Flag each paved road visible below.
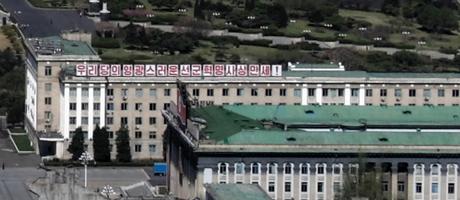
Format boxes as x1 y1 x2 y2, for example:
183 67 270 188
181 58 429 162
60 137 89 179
0 131 41 167
0 167 45 200
0 0 95 37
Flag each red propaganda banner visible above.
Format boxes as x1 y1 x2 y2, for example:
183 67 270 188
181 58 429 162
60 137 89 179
99 64 110 76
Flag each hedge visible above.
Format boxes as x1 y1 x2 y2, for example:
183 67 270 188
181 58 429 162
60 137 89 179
92 38 121 49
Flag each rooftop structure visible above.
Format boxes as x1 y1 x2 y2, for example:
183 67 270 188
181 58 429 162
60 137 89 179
205 184 272 200
27 36 97 56
288 62 345 71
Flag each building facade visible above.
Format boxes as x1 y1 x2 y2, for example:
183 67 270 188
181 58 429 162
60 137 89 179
24 39 460 159
163 105 460 200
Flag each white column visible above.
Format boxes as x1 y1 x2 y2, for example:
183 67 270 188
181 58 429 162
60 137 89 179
76 84 82 127
100 84 106 127
88 84 94 139
301 84 308 105
344 84 351 106
316 84 323 105
64 84 70 139
359 84 365 106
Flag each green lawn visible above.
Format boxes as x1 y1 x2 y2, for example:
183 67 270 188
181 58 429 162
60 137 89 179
11 135 34 152
339 9 401 27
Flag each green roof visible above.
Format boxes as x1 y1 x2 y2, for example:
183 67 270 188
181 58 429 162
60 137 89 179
34 36 96 56
192 105 460 146
205 184 271 200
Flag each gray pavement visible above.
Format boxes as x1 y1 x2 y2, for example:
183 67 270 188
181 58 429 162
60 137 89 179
0 0 95 37
0 131 41 167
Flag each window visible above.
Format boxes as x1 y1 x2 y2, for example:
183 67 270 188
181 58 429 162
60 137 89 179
394 89 402 97
149 144 156 153
251 163 259 174
280 89 286 96
409 89 416 97
237 88 244 96
219 163 227 174
45 97 52 105
94 103 100 110
149 88 156 96
416 183 422 193
317 165 325 174
251 89 258 96
380 89 387 97
265 89 272 96
431 183 438 193
333 165 341 174
301 182 308 192
192 89 200 96
382 181 389 191
284 164 292 174
294 89 301 97
135 131 142 138
135 88 143 97
235 163 244 175
415 164 423 175
135 117 142 125
438 89 445 97
94 117 100 125
82 88 89 96
135 144 141 152
45 66 52 76
308 88 315 96
121 117 128 125
222 88 229 96
164 103 170 110
149 131 156 139
284 182 291 192
69 117 76 125
45 83 52 91
135 103 143 110
317 182 324 193
164 89 170 96
93 88 100 97
453 89 460 97
149 103 156 111
121 89 128 96
268 182 275 192
322 88 329 96
149 117 156 125
121 103 128 110
207 89 214 96
351 88 359 96
350 164 358 175
333 182 341 193
424 89 431 97
398 181 405 192
107 103 114 111
81 117 88 125
448 183 455 194
301 164 309 174
107 88 114 96
448 165 456 175
82 103 88 110
432 164 439 175
366 89 373 97
106 117 113 125
70 88 77 96
108 131 114 139
268 163 277 174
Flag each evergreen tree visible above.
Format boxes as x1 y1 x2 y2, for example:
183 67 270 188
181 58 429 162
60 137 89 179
92 125 111 162
193 0 205 19
67 127 84 161
116 127 132 162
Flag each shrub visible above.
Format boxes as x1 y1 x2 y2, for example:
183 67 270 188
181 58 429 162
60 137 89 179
240 39 272 47
150 14 179 25
92 38 120 49
439 46 458 55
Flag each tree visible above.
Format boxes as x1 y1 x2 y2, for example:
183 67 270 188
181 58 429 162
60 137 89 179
381 0 400 16
68 127 84 161
92 125 111 162
416 5 458 33
245 0 255 11
193 0 205 19
267 3 288 28
116 127 131 162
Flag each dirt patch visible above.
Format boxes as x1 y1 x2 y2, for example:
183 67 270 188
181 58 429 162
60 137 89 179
0 32 12 50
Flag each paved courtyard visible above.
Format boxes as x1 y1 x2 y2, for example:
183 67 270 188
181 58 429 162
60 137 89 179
0 130 41 167
0 0 95 37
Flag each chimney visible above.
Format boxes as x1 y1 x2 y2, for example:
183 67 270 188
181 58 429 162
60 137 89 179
100 2 110 21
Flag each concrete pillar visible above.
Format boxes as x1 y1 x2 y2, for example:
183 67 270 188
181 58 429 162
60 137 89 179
391 166 398 200
359 84 365 106
99 84 106 127
76 84 82 127
301 84 308 105
88 84 94 139
316 84 322 105
344 84 351 106
63 84 70 139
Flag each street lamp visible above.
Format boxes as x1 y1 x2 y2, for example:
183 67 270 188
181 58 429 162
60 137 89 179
302 29 311 33
338 33 347 38
79 151 93 188
102 185 115 199
373 37 382 41
358 27 367 31
323 23 332 28
247 16 255 20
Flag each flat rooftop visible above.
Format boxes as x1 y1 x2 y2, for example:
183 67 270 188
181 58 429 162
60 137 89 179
191 105 460 147
27 36 97 56
205 184 271 200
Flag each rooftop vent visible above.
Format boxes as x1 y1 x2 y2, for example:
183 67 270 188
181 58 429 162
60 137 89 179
402 110 412 115
286 137 296 142
305 110 314 114
332 113 339 117
71 43 79 47
378 137 388 142
454 115 459 119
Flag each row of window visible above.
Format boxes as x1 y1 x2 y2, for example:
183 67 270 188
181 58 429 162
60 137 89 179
70 116 164 126
69 103 165 111
70 130 157 140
